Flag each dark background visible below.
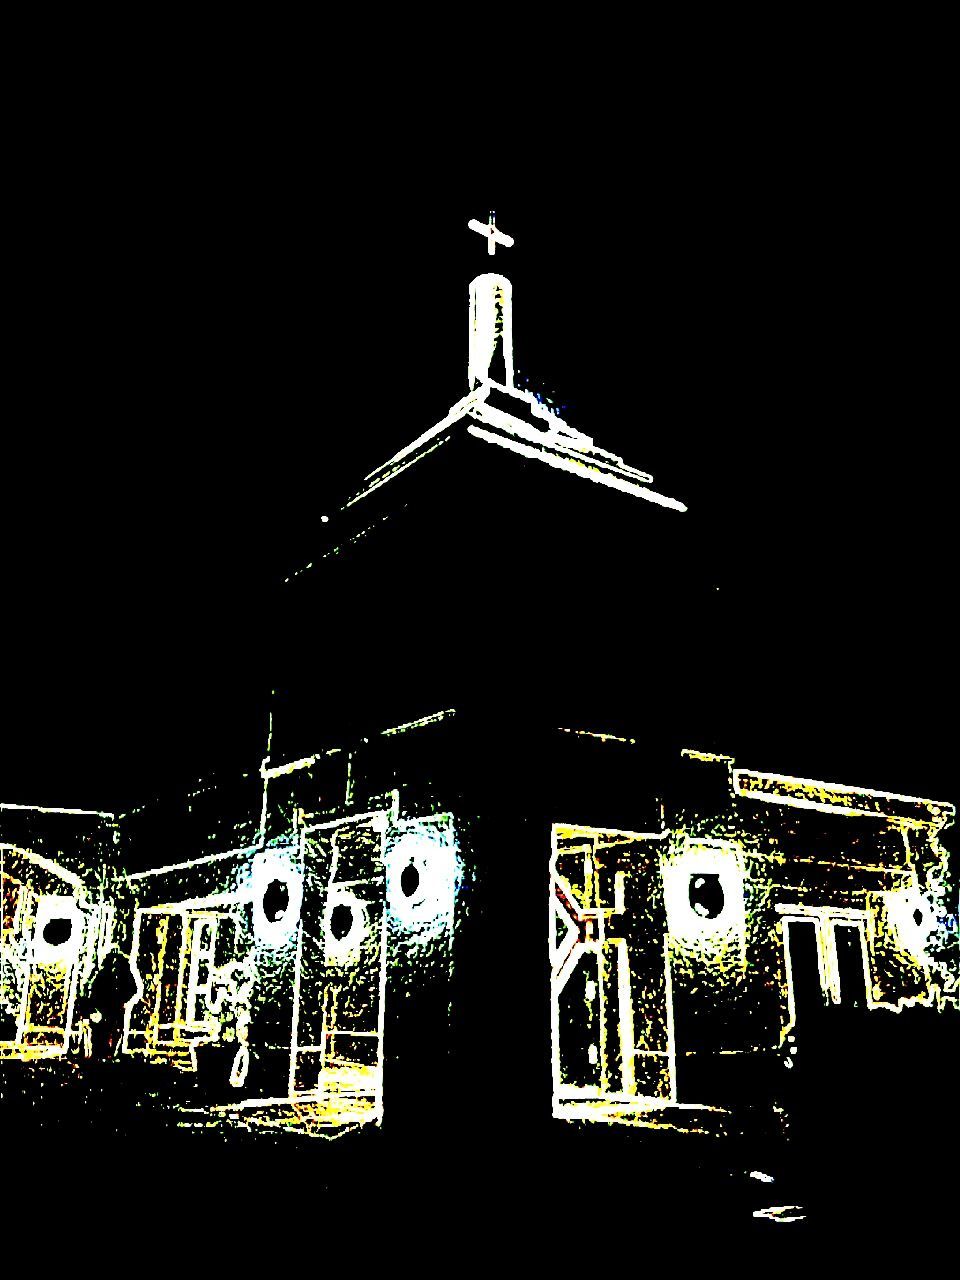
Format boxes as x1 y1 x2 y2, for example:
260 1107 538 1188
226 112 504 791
4 136 954 821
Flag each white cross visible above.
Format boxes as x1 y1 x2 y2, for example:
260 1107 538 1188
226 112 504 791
467 210 514 256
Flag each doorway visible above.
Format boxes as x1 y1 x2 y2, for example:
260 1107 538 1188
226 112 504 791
784 917 829 1025
291 812 388 1123
550 824 673 1116
832 921 868 1008
782 909 870 1030
126 907 235 1060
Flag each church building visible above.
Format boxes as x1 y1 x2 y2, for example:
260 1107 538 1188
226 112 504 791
1 215 953 1141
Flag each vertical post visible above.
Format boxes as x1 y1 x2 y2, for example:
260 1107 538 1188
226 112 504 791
469 273 514 389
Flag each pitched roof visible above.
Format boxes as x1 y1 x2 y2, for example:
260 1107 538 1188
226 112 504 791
346 379 687 515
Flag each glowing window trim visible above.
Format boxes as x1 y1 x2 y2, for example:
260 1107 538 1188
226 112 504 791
661 841 746 946
31 896 85 966
250 850 303 947
384 818 460 939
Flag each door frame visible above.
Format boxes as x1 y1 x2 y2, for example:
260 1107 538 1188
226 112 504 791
290 808 391 1111
777 903 871 1035
550 822 674 1112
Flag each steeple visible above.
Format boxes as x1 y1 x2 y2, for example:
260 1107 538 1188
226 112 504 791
467 211 515 390
468 273 514 389
315 212 686 525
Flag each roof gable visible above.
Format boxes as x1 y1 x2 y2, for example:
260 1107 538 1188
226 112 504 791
348 379 686 515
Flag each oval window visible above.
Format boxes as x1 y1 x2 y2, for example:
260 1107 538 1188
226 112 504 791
400 864 420 898
330 903 354 941
42 917 73 947
263 879 289 924
689 873 724 920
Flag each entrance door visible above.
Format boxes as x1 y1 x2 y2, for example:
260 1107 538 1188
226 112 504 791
832 921 868 1009
127 909 233 1059
784 917 829 1027
292 813 388 1122
783 913 871 1029
551 825 672 1113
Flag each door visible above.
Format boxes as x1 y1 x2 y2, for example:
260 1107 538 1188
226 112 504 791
126 911 171 1053
551 825 672 1110
832 921 868 1008
783 917 829 1027
183 913 219 1031
292 813 388 1120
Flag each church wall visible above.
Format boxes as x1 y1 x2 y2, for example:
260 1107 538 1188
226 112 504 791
90 713 950 1125
270 431 708 768
660 777 946 1105
0 806 117 882
117 770 262 876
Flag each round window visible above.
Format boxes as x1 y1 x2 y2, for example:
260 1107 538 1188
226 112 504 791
329 903 354 941
400 864 420 898
42 917 73 947
689 873 724 920
263 879 289 924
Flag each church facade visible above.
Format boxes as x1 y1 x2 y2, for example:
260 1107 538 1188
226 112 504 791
1 220 954 1139
101 723 953 1135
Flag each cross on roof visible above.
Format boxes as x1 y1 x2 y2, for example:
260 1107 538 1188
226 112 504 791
467 210 515 256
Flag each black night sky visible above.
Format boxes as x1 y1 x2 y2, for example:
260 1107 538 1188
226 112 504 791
4 133 955 820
